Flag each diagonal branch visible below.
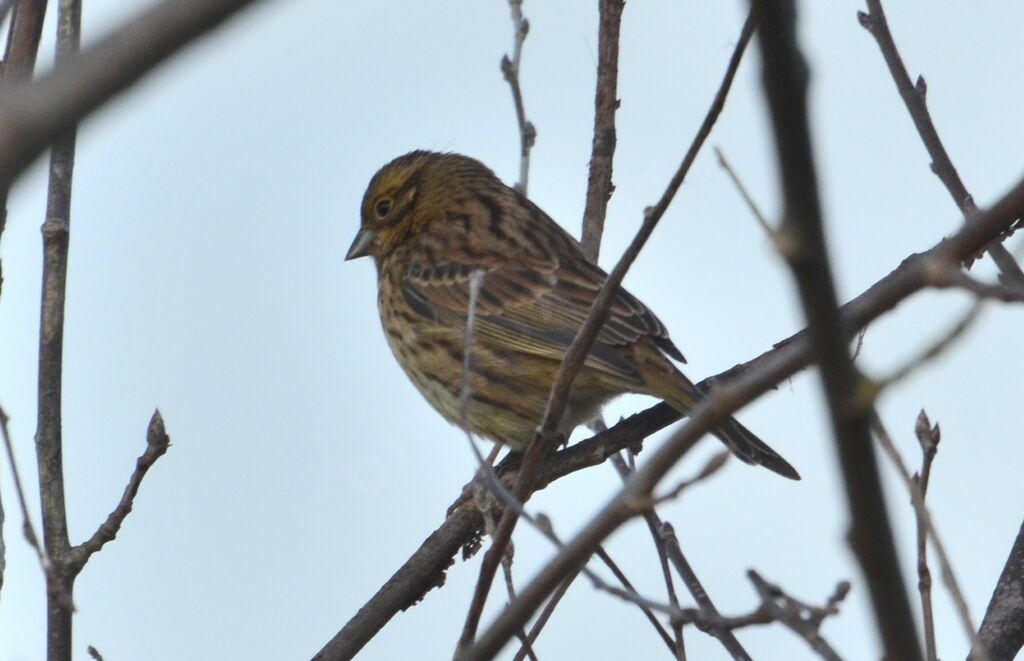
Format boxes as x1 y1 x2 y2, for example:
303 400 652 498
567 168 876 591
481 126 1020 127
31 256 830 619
0 404 56 597
857 0 1024 285
0 0 266 191
746 570 845 660
975 521 1024 660
66 410 170 572
454 11 757 652
661 524 751 660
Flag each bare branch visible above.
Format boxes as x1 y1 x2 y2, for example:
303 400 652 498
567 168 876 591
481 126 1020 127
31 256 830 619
716 145 794 256
874 299 984 392
66 410 170 572
661 523 751 660
0 0 266 192
753 1 921 657
858 0 1024 285
914 410 940 661
35 2 84 654
594 544 679 654
613 452 686 659
0 0 48 305
746 570 846 660
497 547 536 661
580 0 625 261
869 413 984 658
651 451 730 506
975 520 1024 660
926 263 1024 303
500 0 535 194
457 269 534 519
0 404 58 595
512 575 575 661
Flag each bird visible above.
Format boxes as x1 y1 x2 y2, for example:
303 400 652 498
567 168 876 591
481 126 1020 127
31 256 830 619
346 150 798 480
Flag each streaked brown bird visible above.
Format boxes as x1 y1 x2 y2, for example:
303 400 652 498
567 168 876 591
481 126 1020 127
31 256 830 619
346 151 798 479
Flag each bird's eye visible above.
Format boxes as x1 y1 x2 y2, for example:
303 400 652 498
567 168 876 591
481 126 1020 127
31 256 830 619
375 198 393 218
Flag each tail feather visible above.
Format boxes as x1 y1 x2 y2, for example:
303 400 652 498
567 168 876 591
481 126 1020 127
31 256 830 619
712 416 800 481
645 360 800 480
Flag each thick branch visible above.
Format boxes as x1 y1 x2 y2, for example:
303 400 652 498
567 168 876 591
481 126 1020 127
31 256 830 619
313 403 680 660
975 521 1024 660
35 2 82 657
753 1 921 658
0 0 265 192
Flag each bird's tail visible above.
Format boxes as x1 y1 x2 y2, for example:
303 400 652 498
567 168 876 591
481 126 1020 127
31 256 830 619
645 364 800 480
710 415 800 480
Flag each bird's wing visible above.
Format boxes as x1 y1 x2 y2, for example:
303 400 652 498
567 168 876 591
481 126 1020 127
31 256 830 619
401 246 685 383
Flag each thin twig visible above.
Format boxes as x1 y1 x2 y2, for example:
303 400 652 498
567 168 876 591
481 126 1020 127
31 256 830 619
457 269 532 518
661 523 751 660
66 410 170 572
594 544 677 654
747 570 846 660
499 547 537 661
513 575 575 661
0 404 57 591
580 0 625 261
858 0 1024 285
874 299 984 392
454 13 757 652
713 146 779 240
613 452 686 660
926 262 1024 303
869 413 985 659
501 0 535 194
752 1 922 657
913 410 940 661
650 451 730 506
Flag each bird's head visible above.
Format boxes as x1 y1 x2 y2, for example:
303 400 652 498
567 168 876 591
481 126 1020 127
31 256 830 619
346 150 498 262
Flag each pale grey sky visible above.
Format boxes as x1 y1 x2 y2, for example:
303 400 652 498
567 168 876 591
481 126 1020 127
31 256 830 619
2 1 1024 659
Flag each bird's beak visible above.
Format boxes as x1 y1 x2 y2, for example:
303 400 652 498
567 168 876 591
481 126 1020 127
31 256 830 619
345 227 376 261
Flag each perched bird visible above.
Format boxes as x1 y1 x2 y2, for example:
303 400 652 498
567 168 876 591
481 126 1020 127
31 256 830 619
346 151 798 479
